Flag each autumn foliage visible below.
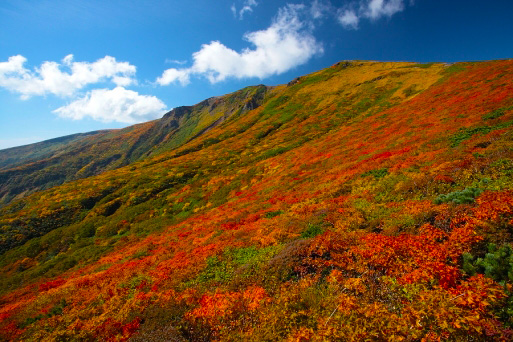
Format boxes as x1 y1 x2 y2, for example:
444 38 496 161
1 60 513 340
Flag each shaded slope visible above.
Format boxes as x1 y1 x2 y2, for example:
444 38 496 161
0 85 271 207
0 131 110 170
0 60 513 341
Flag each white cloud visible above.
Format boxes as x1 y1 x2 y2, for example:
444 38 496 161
165 59 187 65
0 55 136 99
158 4 322 85
53 87 167 123
232 0 258 20
310 0 330 19
0 55 27 75
364 0 404 19
338 9 359 29
157 68 191 86
0 55 169 124
336 0 409 29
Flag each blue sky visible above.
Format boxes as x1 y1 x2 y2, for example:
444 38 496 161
1 0 512 149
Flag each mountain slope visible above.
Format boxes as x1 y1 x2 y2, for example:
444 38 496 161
0 130 110 170
0 85 271 207
1 60 513 341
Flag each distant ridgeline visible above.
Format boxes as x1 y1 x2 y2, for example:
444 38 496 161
0 85 271 207
1 60 513 341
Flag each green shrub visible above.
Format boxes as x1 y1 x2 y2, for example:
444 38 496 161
463 244 513 284
197 256 231 284
257 146 293 161
434 187 483 205
264 210 283 219
463 244 513 326
450 119 513 147
483 105 513 120
77 222 96 238
450 126 494 147
194 246 278 285
361 168 389 179
300 223 324 239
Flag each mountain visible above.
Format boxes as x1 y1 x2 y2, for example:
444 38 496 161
0 130 110 170
1 60 513 341
0 85 271 207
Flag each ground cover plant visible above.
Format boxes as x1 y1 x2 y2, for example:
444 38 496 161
1 60 513 341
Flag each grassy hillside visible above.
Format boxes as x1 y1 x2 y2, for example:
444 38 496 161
1 60 513 341
0 131 110 170
0 85 270 207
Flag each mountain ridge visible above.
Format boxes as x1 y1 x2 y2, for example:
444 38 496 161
0 85 272 207
1 59 513 341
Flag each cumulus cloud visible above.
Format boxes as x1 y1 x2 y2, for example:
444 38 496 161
364 0 404 19
0 55 136 99
53 87 167 123
158 68 191 86
0 55 166 124
232 0 258 20
338 9 359 29
337 0 409 29
158 4 322 86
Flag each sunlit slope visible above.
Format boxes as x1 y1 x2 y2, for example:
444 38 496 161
0 85 270 207
0 61 443 255
1 60 513 341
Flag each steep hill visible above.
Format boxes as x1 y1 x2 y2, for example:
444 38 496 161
0 85 270 207
1 60 513 341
